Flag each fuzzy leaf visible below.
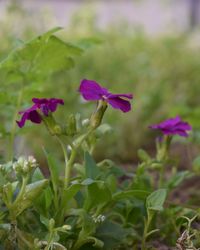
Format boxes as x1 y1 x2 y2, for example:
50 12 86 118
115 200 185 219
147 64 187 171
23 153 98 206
146 189 167 211
84 151 100 179
11 179 49 216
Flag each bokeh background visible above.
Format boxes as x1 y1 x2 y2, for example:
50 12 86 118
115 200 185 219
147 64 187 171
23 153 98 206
0 0 200 167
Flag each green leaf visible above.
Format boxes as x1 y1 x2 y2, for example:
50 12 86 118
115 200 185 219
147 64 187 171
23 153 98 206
74 37 103 50
106 174 117 193
84 151 100 179
166 171 192 190
96 221 127 250
192 156 200 173
70 209 95 239
63 183 82 202
40 215 49 229
32 168 52 213
0 27 83 83
84 181 112 211
32 167 45 182
60 179 96 211
146 189 167 211
44 149 60 195
137 149 151 162
113 190 150 201
95 124 112 137
11 179 49 216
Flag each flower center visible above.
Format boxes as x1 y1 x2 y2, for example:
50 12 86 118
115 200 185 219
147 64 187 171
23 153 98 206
102 95 108 100
40 104 49 116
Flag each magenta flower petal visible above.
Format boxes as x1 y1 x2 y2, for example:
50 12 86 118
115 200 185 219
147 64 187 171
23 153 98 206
16 112 29 128
79 79 109 101
107 93 133 99
48 98 64 112
17 97 64 128
108 97 131 112
32 98 47 104
149 116 192 137
16 110 42 128
29 110 42 123
79 79 133 113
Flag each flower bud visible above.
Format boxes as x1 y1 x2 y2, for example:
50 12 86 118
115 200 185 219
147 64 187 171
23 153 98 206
49 218 55 231
82 119 89 127
53 125 62 135
90 100 107 129
62 224 71 230
67 114 77 136
41 113 62 136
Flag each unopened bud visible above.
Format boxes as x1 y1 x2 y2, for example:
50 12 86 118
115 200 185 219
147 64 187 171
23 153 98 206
82 119 89 127
49 218 55 231
90 101 107 129
53 125 62 135
62 225 71 230
67 114 77 136
42 114 61 136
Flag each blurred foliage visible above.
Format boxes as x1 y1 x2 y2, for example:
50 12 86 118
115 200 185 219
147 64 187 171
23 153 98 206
0 1 200 163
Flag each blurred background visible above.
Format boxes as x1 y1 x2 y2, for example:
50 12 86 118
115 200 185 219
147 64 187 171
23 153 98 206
0 0 200 167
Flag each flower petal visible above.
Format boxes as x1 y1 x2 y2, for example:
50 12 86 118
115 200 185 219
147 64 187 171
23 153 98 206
32 98 48 104
107 93 133 99
29 110 42 124
79 79 108 101
16 112 29 128
108 96 131 112
48 98 64 112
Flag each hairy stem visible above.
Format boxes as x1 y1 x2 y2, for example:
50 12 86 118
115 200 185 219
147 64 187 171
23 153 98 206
12 175 29 207
141 210 153 250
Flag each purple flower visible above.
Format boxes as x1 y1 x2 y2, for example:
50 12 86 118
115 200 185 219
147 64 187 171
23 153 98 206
149 116 192 137
16 98 64 128
79 79 133 112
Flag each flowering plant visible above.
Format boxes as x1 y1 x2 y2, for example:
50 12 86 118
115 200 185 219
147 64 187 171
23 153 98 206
0 29 199 250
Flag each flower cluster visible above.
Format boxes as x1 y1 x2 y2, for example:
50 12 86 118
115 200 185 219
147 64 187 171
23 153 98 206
92 214 106 223
13 156 38 175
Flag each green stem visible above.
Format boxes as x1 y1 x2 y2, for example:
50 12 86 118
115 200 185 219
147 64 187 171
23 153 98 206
7 175 29 250
158 166 164 188
141 210 153 250
56 135 69 185
8 88 24 161
64 149 77 188
57 129 94 225
12 175 29 207
58 128 94 189
44 231 54 250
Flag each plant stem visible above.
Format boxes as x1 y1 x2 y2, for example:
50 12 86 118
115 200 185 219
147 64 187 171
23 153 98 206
141 210 153 250
13 175 29 206
56 129 94 225
64 148 76 188
8 88 24 161
44 231 54 250
57 128 94 189
7 176 29 250
158 166 164 188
